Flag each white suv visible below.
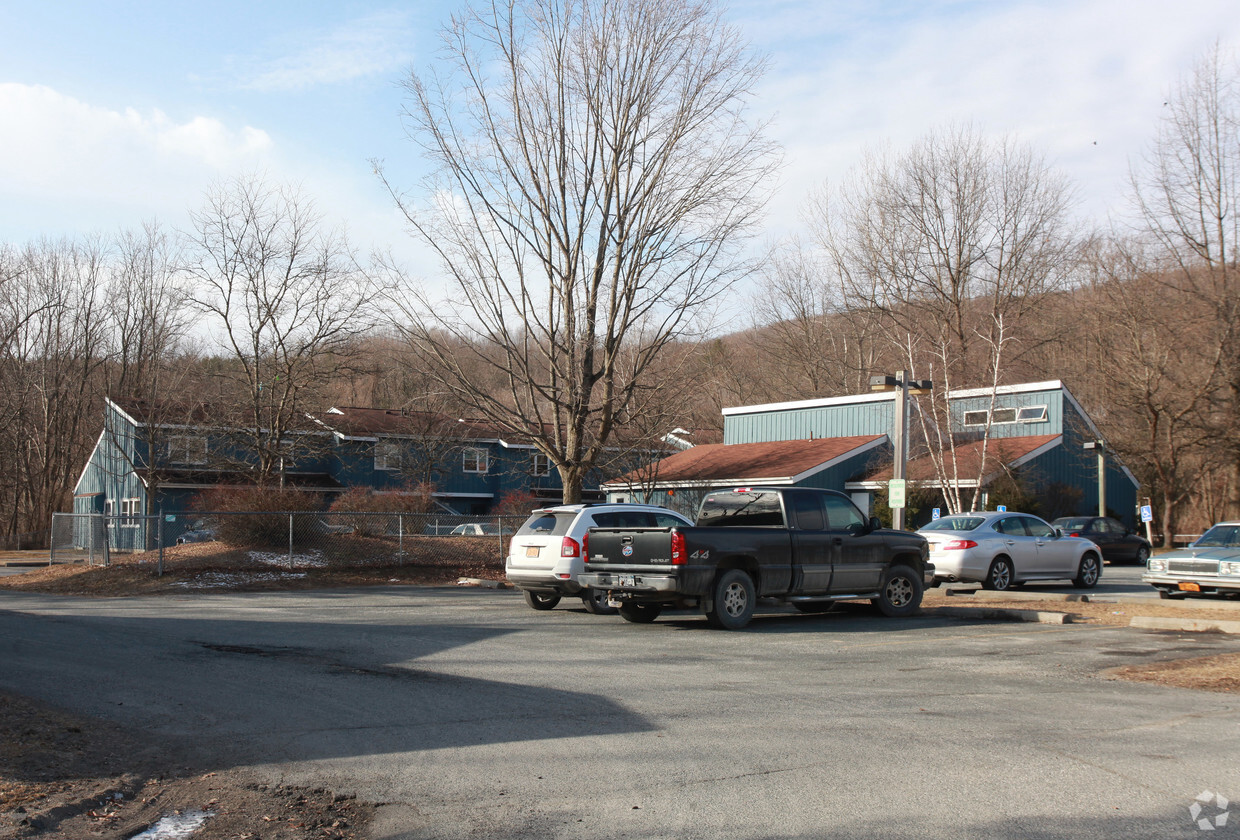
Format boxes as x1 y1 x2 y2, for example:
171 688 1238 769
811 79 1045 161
505 503 693 613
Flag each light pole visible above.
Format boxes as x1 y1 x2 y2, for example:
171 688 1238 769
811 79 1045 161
1083 440 1106 517
870 371 933 530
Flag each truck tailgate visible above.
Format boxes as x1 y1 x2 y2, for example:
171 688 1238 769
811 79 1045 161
587 527 677 568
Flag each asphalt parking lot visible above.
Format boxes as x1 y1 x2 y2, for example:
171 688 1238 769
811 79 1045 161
2 584 1239 840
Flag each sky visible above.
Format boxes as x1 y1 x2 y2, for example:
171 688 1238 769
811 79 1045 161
2 0 1238 302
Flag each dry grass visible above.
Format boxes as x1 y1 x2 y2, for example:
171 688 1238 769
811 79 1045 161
1106 653 1240 693
921 590 1240 626
0 535 507 598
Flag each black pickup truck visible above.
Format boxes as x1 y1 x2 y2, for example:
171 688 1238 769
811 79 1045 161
579 486 932 629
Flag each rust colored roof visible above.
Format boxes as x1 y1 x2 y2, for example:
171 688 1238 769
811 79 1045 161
858 434 1062 483
605 435 886 487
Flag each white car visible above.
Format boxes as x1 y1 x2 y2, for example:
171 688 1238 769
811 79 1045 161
919 511 1102 591
505 503 693 613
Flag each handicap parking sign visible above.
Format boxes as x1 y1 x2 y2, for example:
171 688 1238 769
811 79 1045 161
1140 505 1153 523
997 505 1007 512
932 508 941 520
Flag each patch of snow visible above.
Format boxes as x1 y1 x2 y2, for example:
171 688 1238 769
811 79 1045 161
128 809 214 839
247 549 327 567
171 572 307 589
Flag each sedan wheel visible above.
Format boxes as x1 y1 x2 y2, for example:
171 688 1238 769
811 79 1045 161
983 557 1015 591
1073 553 1101 589
1135 546 1150 566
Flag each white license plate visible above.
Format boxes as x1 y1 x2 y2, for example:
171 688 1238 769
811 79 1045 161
618 574 637 587
525 546 539 558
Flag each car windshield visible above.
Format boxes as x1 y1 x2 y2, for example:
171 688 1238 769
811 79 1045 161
920 517 985 532
1054 517 1093 530
1193 525 1240 548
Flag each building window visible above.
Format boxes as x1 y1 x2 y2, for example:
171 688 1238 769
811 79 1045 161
374 439 401 471
104 499 113 516
168 435 207 464
463 447 489 474
990 407 1017 424
962 410 989 427
119 498 141 527
1017 405 1048 423
532 452 551 477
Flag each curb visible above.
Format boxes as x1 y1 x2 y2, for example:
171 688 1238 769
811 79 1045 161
929 606 1074 624
947 590 1091 603
1130 616 1240 634
0 561 50 568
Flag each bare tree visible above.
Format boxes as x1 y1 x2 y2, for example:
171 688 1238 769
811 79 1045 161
0 238 109 539
183 176 380 484
380 0 779 503
97 222 196 521
1130 44 1240 516
812 126 1078 513
752 240 883 399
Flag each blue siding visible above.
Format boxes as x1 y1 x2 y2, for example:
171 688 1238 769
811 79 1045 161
949 388 1063 438
725 398 895 444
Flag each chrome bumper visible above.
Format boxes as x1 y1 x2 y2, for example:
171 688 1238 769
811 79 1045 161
578 571 681 594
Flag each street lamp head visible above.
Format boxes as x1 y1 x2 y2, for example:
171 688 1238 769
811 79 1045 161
870 375 899 391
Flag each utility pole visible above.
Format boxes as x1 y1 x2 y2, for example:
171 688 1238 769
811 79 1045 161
870 372 932 530
1083 440 1106 517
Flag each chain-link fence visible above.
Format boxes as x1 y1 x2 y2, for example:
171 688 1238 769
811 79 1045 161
49 511 527 574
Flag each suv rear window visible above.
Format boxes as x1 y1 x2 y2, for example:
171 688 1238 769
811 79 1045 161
515 512 575 537
697 490 785 527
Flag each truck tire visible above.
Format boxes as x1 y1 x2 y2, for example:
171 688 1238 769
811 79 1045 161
581 589 617 615
523 591 560 611
872 564 923 617
618 602 662 623
705 569 756 630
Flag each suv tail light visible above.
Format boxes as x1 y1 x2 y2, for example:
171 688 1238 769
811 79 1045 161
581 532 589 562
941 539 978 550
671 531 686 565
561 536 581 558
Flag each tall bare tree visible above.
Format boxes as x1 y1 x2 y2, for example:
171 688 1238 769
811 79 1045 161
812 126 1078 513
183 176 380 484
380 0 779 502
1130 44 1240 516
0 238 109 538
753 240 883 399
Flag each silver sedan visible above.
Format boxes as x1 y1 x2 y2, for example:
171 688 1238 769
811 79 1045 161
919 511 1103 591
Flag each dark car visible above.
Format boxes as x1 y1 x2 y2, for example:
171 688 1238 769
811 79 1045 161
1050 516 1151 565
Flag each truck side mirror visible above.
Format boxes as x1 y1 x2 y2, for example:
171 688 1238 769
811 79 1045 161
869 516 881 532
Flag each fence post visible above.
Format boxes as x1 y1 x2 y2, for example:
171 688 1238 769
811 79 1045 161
102 517 111 568
49 515 57 565
157 510 164 577
288 513 294 568
398 513 404 564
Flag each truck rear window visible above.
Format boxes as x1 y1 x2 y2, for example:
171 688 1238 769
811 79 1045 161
697 490 785 527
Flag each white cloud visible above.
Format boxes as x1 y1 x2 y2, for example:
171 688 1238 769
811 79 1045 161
0 82 273 232
738 0 1240 235
240 11 415 92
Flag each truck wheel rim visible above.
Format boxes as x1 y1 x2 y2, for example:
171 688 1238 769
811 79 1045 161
723 583 747 616
886 576 913 607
